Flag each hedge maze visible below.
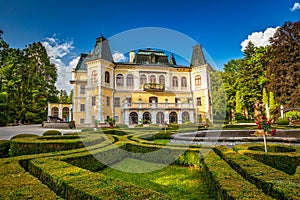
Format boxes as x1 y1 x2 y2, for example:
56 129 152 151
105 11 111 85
0 127 299 199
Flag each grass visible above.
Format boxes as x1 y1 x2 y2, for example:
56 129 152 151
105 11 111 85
101 158 214 200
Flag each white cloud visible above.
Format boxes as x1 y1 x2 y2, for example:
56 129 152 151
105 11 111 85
112 51 128 62
290 2 300 12
42 37 79 93
240 27 279 52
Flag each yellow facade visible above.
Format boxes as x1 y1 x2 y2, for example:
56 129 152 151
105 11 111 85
70 36 212 127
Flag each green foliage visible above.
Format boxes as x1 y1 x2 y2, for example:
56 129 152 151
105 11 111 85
201 150 273 200
10 134 39 140
235 91 243 114
262 88 268 105
276 119 289 125
116 123 129 129
0 32 58 124
214 146 300 200
0 140 10 157
210 69 226 121
266 21 300 109
285 111 300 120
42 130 62 136
235 112 247 121
269 91 276 113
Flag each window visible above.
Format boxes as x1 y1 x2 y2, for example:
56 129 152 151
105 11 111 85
116 74 124 86
196 97 202 106
92 96 96 106
140 74 147 85
51 107 59 117
114 97 120 107
91 70 97 84
106 96 110 106
62 107 69 119
150 75 156 83
80 85 85 94
159 75 165 85
114 116 119 122
105 71 110 84
195 75 202 86
126 74 133 87
181 76 187 87
80 104 85 111
80 118 85 124
172 76 178 87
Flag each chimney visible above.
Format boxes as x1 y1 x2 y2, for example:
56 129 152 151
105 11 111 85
129 50 135 63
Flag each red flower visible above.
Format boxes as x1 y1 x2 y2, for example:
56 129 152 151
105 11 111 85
262 116 267 120
257 124 262 129
270 129 277 136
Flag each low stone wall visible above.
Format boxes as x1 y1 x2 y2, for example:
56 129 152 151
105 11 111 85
42 122 75 129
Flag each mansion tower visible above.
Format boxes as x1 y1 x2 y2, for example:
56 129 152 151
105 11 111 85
70 36 213 126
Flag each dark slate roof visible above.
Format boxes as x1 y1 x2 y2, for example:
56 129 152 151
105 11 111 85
75 53 91 71
92 36 113 62
190 45 206 67
133 49 171 65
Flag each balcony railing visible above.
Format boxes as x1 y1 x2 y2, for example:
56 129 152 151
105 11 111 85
122 102 194 110
143 83 165 92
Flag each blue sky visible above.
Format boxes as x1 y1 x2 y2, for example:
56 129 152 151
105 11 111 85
1 0 299 91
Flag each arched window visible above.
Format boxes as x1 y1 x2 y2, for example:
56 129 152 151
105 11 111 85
182 111 190 123
126 74 134 87
150 75 156 83
172 76 178 87
181 76 187 87
140 74 147 85
105 71 110 84
62 107 70 120
91 70 97 84
116 74 124 86
143 112 151 124
159 75 165 85
169 111 178 123
156 112 164 125
195 75 202 86
51 107 59 117
129 112 138 125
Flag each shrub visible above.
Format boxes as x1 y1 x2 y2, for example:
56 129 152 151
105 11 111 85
0 140 10 157
42 130 62 136
116 123 128 129
10 134 39 140
276 119 289 125
235 112 247 121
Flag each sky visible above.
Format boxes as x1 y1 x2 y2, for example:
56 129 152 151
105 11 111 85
0 0 300 92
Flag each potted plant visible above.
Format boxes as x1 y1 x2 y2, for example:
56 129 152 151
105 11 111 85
105 117 116 129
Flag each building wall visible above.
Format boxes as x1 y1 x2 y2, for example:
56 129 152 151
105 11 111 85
71 60 212 126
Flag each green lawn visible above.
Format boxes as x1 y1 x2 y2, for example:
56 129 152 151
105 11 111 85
101 158 214 200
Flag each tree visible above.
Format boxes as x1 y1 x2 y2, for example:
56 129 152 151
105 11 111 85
210 69 226 121
235 91 243 114
266 21 300 110
262 88 268 105
269 91 276 115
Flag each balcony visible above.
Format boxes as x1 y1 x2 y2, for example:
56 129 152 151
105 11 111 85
122 102 194 110
143 83 165 92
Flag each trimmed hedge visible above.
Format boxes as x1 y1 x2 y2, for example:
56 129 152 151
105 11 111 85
9 134 105 156
0 158 59 199
10 133 39 140
0 140 10 157
214 146 300 200
27 158 168 199
201 150 273 199
234 144 300 175
276 120 289 125
43 130 62 136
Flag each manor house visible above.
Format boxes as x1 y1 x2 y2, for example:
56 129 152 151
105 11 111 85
70 36 212 126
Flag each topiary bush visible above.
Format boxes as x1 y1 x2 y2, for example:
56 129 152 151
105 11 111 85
42 130 62 136
276 119 289 125
10 134 39 140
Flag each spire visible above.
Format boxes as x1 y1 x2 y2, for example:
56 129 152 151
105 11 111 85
190 44 206 67
92 35 113 62
169 54 176 65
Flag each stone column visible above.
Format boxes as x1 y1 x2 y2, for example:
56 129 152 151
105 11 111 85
190 110 195 123
178 110 182 124
165 111 169 124
58 104 62 119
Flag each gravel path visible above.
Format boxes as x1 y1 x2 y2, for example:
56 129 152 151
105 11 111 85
0 124 80 140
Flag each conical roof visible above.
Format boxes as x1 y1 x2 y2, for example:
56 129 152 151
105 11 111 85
190 45 206 67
